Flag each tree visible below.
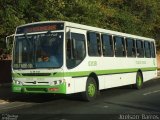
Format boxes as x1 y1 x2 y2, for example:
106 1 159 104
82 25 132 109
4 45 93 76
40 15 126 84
0 0 160 55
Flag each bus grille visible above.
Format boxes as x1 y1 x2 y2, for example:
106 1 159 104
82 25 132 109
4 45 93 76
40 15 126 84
22 73 51 76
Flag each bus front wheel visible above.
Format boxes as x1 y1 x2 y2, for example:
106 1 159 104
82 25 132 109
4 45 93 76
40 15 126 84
82 77 98 101
134 72 143 89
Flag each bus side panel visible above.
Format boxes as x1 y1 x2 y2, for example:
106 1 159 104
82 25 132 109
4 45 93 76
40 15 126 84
73 77 87 93
104 73 136 89
65 77 75 94
143 71 157 82
71 76 105 93
98 76 105 90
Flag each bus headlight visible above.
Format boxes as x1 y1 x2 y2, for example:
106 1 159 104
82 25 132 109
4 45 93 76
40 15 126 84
13 80 23 85
59 80 62 84
50 79 65 86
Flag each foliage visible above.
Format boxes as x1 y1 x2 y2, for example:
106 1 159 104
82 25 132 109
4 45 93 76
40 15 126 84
0 0 160 56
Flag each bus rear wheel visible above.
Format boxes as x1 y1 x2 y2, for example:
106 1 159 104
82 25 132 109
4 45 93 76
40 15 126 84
82 77 98 101
134 72 143 89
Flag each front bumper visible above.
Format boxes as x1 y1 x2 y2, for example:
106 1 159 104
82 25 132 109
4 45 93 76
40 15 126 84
12 83 66 94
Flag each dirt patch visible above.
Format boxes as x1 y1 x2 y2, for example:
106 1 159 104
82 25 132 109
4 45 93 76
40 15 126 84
0 100 9 104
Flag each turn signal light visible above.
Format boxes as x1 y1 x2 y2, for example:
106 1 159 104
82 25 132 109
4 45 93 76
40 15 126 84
48 88 59 91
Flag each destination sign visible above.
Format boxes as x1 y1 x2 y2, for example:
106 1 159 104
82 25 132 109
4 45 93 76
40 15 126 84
16 23 64 34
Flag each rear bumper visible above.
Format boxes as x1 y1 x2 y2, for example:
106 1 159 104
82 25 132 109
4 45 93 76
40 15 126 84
12 83 66 94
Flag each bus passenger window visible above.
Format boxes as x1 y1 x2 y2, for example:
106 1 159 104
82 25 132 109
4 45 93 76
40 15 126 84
144 41 151 58
114 36 126 57
101 34 113 57
66 32 86 69
87 32 101 56
151 42 156 58
136 40 144 58
126 38 136 57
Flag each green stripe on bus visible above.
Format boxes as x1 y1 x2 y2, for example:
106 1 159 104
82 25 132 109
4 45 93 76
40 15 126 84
64 67 157 77
12 67 157 78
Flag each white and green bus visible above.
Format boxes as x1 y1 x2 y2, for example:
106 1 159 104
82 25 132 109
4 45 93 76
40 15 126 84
10 21 157 101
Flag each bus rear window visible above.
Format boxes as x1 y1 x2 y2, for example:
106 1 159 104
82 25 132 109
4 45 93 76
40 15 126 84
114 36 126 57
126 38 136 57
151 42 156 58
144 41 151 58
101 34 113 57
87 32 101 56
136 40 144 58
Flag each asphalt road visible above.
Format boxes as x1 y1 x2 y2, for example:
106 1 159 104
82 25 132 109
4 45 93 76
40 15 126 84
0 77 160 120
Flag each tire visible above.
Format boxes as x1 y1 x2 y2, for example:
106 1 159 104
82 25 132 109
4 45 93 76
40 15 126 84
81 77 98 101
134 72 143 89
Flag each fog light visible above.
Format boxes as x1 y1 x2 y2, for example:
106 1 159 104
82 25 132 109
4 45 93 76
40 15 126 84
14 87 21 91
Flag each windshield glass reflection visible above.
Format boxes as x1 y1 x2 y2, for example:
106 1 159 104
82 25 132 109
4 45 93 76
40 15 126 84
13 32 63 69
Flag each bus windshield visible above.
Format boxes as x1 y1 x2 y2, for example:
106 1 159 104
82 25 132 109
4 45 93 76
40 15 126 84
13 32 63 69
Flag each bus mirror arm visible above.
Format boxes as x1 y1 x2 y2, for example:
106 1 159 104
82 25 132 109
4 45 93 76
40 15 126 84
6 34 14 48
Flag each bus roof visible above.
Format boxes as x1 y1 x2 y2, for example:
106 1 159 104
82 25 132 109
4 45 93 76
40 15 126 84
17 21 155 42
